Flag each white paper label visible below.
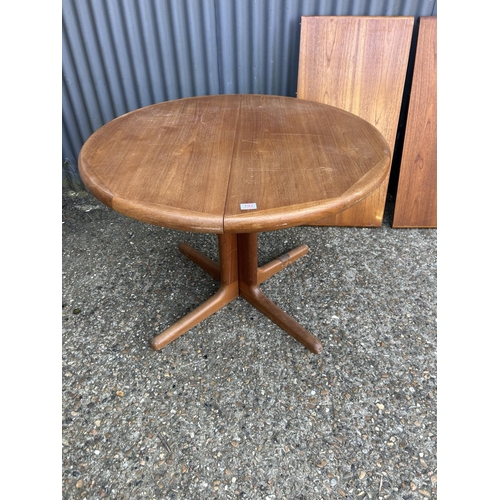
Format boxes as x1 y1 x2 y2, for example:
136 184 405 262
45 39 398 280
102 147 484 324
240 203 257 210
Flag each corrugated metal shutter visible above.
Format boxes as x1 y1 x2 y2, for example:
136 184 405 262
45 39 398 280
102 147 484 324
62 0 437 187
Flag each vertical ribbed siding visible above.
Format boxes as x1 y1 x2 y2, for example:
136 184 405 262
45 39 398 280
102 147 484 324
62 0 437 186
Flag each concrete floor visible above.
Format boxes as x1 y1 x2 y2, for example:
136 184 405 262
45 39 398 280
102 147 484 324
62 189 436 499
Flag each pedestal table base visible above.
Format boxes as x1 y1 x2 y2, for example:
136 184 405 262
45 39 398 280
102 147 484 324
151 233 323 354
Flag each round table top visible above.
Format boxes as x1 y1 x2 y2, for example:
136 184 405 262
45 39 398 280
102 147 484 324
78 94 391 234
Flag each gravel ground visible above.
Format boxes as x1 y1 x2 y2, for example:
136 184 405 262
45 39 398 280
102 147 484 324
62 190 437 500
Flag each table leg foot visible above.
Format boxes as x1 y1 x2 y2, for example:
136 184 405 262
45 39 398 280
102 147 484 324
153 235 238 350
237 233 322 354
151 281 239 350
240 283 323 354
179 243 221 281
257 244 309 284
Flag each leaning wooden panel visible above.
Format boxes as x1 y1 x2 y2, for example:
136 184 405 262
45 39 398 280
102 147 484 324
393 17 437 228
297 16 414 226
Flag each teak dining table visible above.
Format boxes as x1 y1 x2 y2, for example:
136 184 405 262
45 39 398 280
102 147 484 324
78 94 391 354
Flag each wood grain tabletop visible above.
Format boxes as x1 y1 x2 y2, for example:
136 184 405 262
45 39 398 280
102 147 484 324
79 94 391 234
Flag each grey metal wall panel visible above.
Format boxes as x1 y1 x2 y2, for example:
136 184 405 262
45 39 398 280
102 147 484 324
62 0 437 186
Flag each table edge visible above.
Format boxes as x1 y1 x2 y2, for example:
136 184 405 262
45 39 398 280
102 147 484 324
223 155 391 233
78 155 224 233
